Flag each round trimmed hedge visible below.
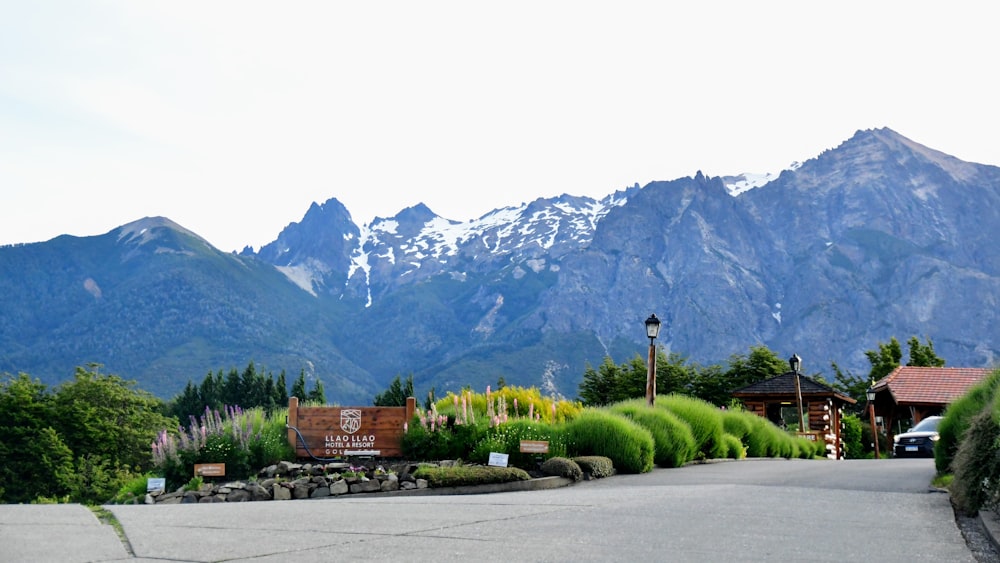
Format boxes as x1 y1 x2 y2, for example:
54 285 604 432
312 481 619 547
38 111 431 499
563 409 655 473
657 394 727 459
609 399 697 468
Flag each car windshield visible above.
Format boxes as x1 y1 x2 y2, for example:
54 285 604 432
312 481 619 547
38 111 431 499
910 417 941 433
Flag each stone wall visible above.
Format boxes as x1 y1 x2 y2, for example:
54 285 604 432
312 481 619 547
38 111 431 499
144 461 429 505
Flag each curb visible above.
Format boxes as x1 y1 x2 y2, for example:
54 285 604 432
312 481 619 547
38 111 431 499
978 510 1000 554
361 475 576 497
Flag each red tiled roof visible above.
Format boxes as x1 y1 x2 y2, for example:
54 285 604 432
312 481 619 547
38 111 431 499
872 366 993 406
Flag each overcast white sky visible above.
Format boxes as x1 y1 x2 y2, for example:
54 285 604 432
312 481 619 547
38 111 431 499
1 2 997 253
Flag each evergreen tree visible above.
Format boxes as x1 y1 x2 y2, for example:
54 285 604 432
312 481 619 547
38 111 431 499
199 370 220 411
307 378 326 405
617 355 649 403
906 336 946 367
274 370 289 407
172 380 202 419
866 337 903 382
373 374 414 406
724 345 787 390
656 351 696 396
578 356 623 406
262 376 277 413
222 367 241 407
291 370 308 401
829 362 868 415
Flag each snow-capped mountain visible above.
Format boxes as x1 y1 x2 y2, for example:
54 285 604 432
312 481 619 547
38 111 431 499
2 128 998 404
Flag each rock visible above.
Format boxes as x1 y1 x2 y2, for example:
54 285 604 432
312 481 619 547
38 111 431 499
292 485 310 500
330 480 349 496
400 481 416 490
199 495 224 503
349 480 381 494
272 484 292 501
144 494 155 504
310 486 331 499
380 477 399 492
227 489 252 502
247 482 272 501
416 479 428 489
181 491 201 504
276 461 301 475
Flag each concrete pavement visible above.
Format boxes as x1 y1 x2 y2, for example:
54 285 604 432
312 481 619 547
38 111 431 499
0 459 992 562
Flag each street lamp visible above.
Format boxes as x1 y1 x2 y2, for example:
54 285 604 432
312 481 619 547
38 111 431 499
644 314 661 407
866 384 880 460
789 354 805 432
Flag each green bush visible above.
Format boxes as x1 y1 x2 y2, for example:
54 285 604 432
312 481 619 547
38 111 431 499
950 398 1000 514
609 399 696 468
573 456 615 479
540 457 583 481
721 410 754 443
152 405 293 490
657 395 727 459
412 464 531 487
469 420 566 470
722 433 746 459
841 415 864 459
110 473 156 504
937 369 1000 473
563 409 654 473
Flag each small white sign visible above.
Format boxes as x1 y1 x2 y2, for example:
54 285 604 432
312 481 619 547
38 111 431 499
487 452 509 467
147 478 166 492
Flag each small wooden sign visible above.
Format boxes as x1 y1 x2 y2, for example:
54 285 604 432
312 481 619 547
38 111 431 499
194 463 226 477
519 440 550 454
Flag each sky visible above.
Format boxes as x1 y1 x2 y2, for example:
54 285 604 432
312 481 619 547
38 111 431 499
1 2 997 253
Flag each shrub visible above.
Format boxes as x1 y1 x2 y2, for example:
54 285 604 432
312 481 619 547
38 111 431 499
657 395 727 459
609 399 697 467
841 415 864 459
152 405 292 489
540 457 583 481
110 473 156 504
412 464 531 487
469 420 566 469
949 401 1000 515
563 409 654 473
435 385 583 425
722 433 746 459
573 456 615 479
937 369 1000 473
721 410 754 443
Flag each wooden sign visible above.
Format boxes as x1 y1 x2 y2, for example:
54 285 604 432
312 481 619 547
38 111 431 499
194 463 226 477
287 397 416 459
519 440 550 454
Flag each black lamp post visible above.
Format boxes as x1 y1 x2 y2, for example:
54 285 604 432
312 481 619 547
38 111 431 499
644 314 661 407
866 385 880 459
789 354 805 432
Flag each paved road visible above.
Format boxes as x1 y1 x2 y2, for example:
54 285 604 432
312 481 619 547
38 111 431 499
0 458 976 562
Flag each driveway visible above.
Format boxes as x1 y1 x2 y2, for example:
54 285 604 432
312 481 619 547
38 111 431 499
1 457 976 562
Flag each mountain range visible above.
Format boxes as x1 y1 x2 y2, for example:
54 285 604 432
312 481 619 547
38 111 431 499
2 128 997 404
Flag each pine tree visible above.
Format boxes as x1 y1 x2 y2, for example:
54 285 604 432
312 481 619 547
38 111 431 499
373 374 414 406
307 378 326 405
274 370 289 407
291 370 307 401
906 336 946 367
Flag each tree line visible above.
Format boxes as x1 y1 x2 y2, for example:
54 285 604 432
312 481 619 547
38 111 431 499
168 361 326 420
577 336 945 411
